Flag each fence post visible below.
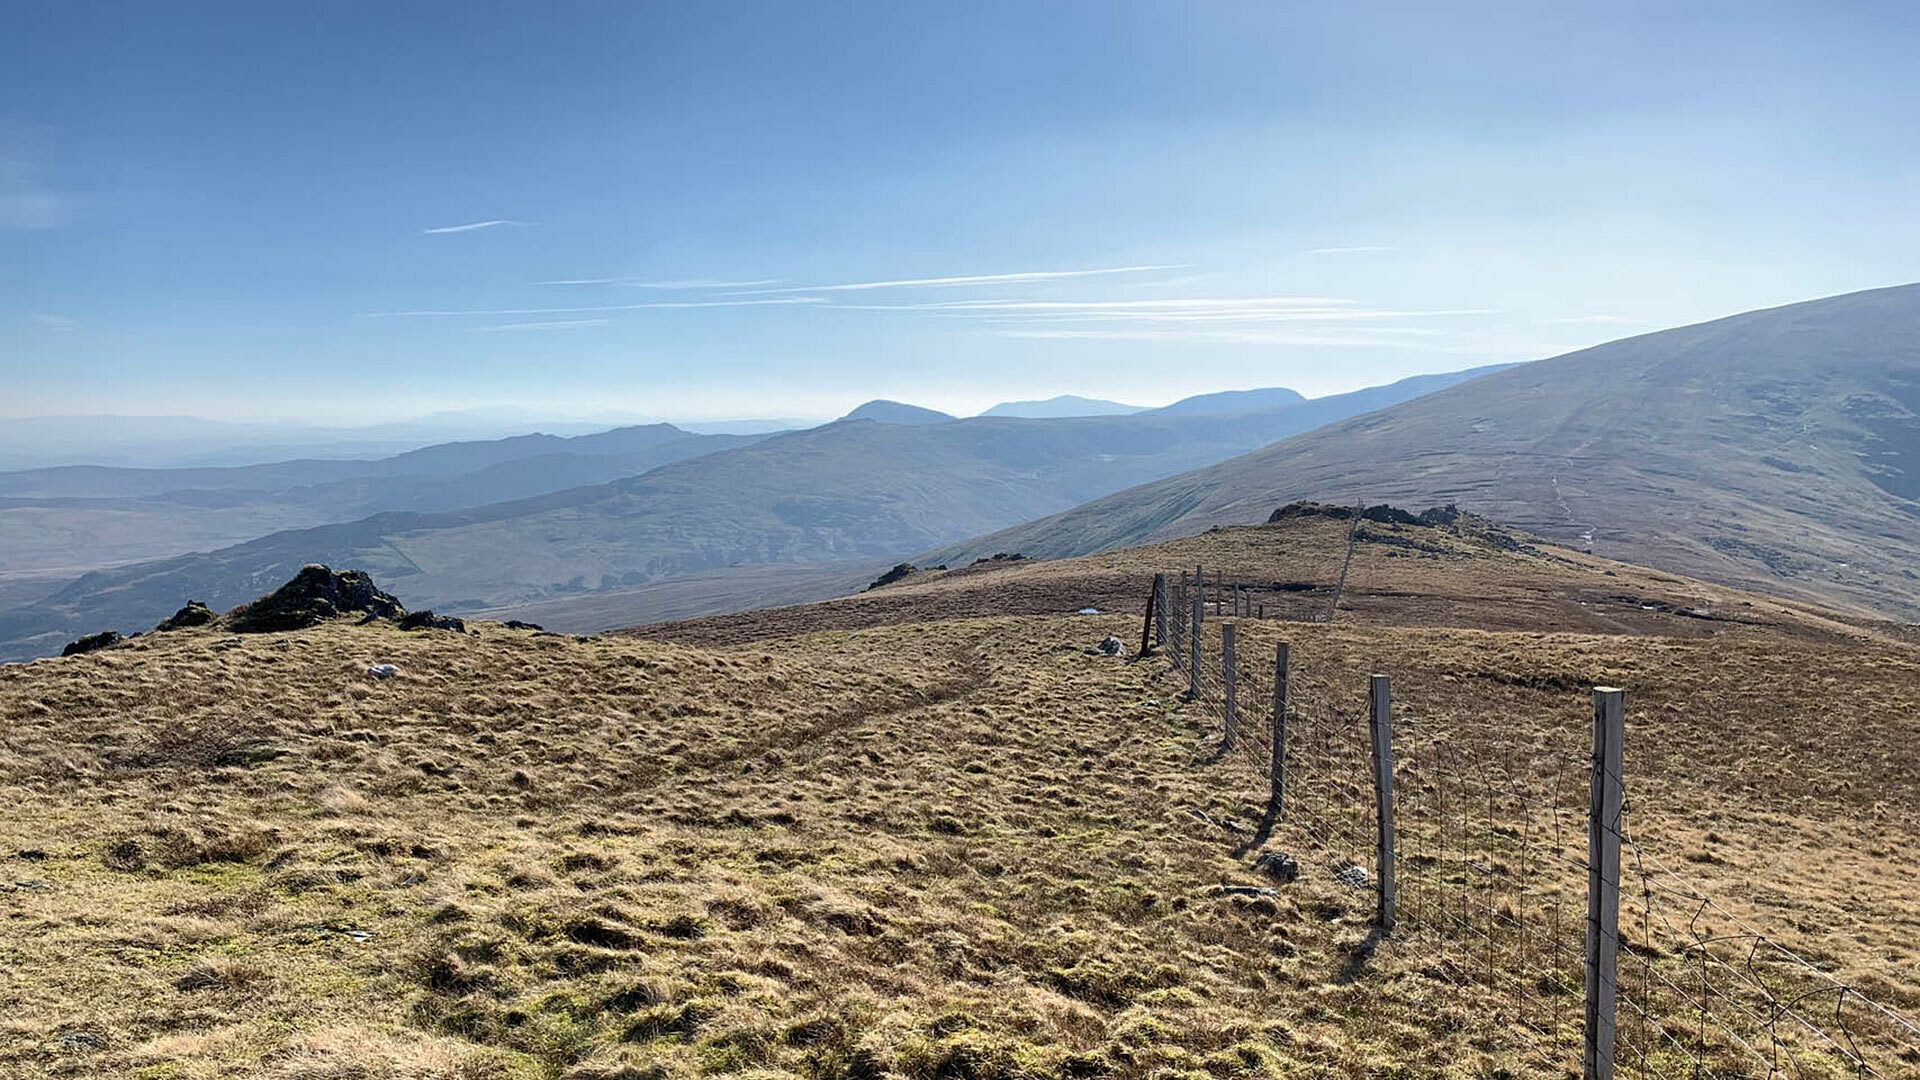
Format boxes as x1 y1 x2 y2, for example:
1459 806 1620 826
1221 622 1237 750
1584 687 1626 1080
1152 573 1169 650
1270 642 1289 816
1188 594 1203 699
1142 573 1164 657
1368 674 1397 930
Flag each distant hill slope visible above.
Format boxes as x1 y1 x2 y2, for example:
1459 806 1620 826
1149 386 1309 415
0 365 1504 659
927 284 1920 619
979 394 1142 418
839 400 955 424
0 425 763 577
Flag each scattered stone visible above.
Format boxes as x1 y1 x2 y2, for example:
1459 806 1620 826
154 601 217 632
503 619 544 631
227 565 405 633
60 630 123 657
15 849 46 862
367 663 400 680
1088 635 1126 657
1333 863 1371 889
396 610 466 633
54 1031 104 1053
1211 884 1279 899
1077 607 1101 615
1253 851 1300 883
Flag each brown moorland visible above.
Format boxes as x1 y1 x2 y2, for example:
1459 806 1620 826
1 512 1915 1078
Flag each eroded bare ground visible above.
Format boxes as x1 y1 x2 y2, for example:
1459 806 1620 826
1 517 1915 1078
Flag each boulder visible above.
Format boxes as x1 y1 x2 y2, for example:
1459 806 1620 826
61 630 124 657
397 610 466 633
154 601 217 632
1253 851 1300 883
502 619 544 631
226 566 405 634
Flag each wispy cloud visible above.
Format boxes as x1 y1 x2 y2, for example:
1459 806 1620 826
536 276 788 289
730 264 1187 294
30 313 79 332
0 156 68 229
421 219 530 235
999 328 1433 346
470 318 610 333
367 297 826 317
1302 245 1397 255
1541 314 1653 326
837 296 1494 324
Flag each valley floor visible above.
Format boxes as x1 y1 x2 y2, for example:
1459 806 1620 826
1 518 1915 1078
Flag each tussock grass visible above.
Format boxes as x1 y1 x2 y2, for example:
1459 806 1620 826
1 521 1915 1077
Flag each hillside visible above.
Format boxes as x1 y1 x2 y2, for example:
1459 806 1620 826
930 285 1920 619
0 368 1504 660
3 515 1913 1077
0 425 762 580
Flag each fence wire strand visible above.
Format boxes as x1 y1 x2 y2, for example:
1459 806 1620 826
1146 570 1920 1078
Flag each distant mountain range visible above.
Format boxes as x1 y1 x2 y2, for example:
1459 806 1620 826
0 424 766 580
0 364 1507 659
928 284 1920 620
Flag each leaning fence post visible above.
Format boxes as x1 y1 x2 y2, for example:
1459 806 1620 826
1188 594 1203 699
1270 642 1289 816
1584 687 1626 1080
1221 622 1238 750
1142 573 1164 657
1368 674 1397 930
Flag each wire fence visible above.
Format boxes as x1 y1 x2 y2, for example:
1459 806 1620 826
1149 569 1920 1079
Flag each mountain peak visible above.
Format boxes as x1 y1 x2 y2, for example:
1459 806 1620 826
979 395 1143 419
839 400 956 425
1151 387 1308 416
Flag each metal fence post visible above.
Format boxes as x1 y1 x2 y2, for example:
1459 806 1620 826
1271 641 1289 816
1188 594 1203 699
1585 687 1626 1080
1368 674 1397 930
1221 622 1237 750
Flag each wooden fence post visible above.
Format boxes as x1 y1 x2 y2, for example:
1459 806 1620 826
1270 641 1289 816
1152 573 1169 650
1221 622 1238 750
1368 674 1397 930
1188 594 1203 699
1584 687 1626 1080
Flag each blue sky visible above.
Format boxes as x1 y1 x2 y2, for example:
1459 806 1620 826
5 1 1918 422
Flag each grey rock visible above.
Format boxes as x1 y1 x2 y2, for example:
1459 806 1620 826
1253 851 1299 883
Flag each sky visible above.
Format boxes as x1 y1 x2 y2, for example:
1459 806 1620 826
5 1 1919 423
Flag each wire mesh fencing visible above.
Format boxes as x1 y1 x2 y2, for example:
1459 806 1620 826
1143 570 1920 1078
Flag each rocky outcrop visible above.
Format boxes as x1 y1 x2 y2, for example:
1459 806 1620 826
226 565 405 634
154 601 217 632
61 630 124 656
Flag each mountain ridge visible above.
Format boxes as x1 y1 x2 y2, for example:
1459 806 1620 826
924 283 1920 619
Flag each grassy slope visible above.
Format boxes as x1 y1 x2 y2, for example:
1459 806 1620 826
1 519 1916 1078
926 284 1920 621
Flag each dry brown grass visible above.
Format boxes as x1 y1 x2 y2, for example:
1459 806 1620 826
1 518 1915 1078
